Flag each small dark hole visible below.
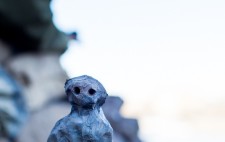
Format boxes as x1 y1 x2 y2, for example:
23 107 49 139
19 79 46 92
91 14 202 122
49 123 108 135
74 87 80 94
88 88 96 95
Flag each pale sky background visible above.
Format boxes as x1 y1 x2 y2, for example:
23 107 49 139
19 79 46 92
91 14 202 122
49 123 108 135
51 0 225 141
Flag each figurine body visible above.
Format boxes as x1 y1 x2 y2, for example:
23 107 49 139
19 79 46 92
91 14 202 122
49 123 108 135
47 75 113 142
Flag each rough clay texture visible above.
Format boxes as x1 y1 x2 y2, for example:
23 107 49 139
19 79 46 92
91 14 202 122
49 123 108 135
47 75 113 142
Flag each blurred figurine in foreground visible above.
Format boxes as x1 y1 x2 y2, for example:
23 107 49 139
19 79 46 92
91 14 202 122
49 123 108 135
48 75 113 142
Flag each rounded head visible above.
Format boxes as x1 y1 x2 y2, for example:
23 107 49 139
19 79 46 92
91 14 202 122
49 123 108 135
64 75 108 108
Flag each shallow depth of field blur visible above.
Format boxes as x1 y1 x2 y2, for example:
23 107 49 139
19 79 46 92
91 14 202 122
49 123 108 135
52 0 225 142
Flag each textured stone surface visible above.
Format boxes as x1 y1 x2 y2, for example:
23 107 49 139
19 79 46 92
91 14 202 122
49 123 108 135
48 75 113 142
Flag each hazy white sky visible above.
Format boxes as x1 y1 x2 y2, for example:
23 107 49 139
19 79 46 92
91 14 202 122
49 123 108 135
51 0 225 141
51 0 225 101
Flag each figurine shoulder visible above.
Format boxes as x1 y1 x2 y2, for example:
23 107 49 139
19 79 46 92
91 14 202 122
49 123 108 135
52 115 82 131
48 116 82 142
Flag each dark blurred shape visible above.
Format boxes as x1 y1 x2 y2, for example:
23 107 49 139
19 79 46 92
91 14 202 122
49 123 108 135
0 0 70 54
103 96 142 142
69 32 78 41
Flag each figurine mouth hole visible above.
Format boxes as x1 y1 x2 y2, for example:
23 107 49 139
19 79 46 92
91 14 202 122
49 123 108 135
88 88 96 95
74 87 80 94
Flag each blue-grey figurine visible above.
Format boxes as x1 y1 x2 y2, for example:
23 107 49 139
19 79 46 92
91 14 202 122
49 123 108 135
47 75 113 142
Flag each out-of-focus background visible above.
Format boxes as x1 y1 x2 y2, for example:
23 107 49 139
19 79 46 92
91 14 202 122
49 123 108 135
52 0 225 142
0 0 225 142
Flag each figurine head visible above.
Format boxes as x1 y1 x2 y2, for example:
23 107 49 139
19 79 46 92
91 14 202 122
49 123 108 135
64 75 108 108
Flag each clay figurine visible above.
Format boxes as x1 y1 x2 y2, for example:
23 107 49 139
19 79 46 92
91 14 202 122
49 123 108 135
47 75 113 142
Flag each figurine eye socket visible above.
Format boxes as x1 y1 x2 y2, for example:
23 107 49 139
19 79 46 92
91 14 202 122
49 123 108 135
74 87 80 94
88 88 96 95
